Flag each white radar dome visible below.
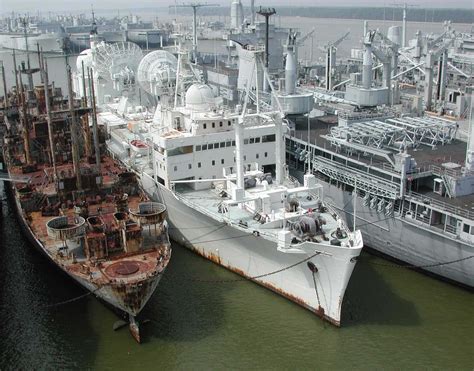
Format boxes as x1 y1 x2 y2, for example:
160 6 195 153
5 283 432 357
185 84 215 111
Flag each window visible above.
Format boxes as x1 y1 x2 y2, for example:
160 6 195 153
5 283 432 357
203 123 207 129
265 152 268 157
174 166 178 172
221 159 224 164
463 223 470 233
250 138 255 144
212 122 215 128
255 137 260 143
212 160 216 166
202 144 208 150
228 120 231 126
198 162 202 168
226 141 231 147
244 139 249 145
232 140 236 146
168 145 194 156
196 145 201 151
208 143 213 150
220 142 225 148
262 134 276 143
188 164 192 170
219 121 223 127
256 154 259 159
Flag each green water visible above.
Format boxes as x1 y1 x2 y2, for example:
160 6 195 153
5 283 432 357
0 185 473 370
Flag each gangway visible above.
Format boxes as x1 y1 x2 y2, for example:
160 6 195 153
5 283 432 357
312 155 400 199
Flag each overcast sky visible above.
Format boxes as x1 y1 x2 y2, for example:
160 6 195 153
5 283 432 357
1 0 473 13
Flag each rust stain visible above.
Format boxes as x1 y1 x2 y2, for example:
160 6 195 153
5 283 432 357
188 247 341 327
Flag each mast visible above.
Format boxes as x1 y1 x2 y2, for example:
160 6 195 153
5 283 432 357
81 60 92 158
1 62 8 109
235 116 245 192
18 62 32 165
37 43 43 84
21 17 34 91
12 51 20 108
66 58 82 190
259 54 284 185
353 177 357 231
235 54 257 195
88 67 101 176
41 55 58 181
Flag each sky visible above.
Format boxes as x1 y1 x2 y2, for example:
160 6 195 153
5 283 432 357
1 0 473 13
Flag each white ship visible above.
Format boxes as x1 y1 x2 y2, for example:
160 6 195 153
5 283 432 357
70 28 363 324
0 31 63 53
89 46 363 325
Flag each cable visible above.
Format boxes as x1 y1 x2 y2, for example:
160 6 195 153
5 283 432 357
41 288 97 308
168 251 322 283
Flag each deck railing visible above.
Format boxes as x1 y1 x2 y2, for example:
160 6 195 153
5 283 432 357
407 191 474 219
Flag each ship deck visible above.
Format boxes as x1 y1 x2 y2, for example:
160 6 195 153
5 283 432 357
292 118 474 216
293 118 468 172
174 182 355 246
9 157 170 287
26 194 169 286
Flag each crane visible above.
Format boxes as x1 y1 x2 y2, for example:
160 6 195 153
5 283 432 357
172 3 219 61
390 3 419 47
424 37 454 111
295 27 315 62
319 31 350 90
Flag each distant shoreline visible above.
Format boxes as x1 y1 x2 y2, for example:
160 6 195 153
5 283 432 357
200 6 474 25
1 6 473 24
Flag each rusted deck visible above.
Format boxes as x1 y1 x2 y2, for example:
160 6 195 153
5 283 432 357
26 194 170 287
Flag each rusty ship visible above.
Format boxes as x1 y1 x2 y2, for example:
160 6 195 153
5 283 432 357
0 52 171 343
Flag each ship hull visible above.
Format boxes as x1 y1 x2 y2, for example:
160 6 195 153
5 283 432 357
126 30 168 49
0 33 62 53
320 180 474 288
140 174 361 325
5 181 165 318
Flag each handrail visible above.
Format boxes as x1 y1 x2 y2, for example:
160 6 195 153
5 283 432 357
407 191 474 219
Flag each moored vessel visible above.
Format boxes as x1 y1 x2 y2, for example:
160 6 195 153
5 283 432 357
95 46 364 325
0 50 171 342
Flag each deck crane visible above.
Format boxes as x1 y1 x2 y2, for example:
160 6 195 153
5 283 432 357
172 3 219 61
319 31 350 91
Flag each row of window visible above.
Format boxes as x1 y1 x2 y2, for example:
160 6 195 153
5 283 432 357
172 153 269 172
195 135 275 152
202 120 234 130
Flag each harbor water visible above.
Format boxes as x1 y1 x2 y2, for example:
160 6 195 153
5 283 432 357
0 182 473 369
